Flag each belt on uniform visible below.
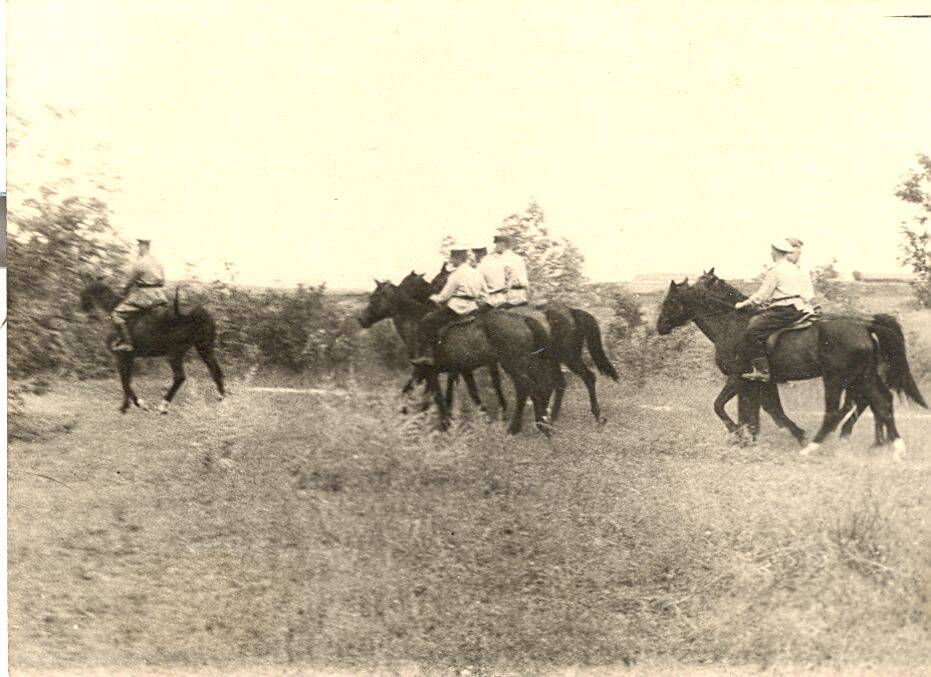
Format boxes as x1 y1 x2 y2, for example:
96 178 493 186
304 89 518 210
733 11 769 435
510 285 527 290
135 283 164 288
453 295 478 301
769 294 801 303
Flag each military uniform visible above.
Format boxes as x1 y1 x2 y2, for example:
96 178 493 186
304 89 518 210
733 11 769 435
477 251 508 307
411 255 487 366
736 240 815 381
499 248 529 306
112 245 167 351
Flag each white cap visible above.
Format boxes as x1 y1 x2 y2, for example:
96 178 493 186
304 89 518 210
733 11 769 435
770 238 794 253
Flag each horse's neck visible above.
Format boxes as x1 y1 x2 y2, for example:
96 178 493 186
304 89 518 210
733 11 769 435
390 297 430 343
688 301 741 345
100 287 122 312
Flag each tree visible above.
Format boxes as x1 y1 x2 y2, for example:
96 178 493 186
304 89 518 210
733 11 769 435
7 108 130 376
495 200 589 304
895 153 931 307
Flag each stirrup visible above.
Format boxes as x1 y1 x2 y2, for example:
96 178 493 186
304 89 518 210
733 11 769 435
741 368 770 382
111 342 134 353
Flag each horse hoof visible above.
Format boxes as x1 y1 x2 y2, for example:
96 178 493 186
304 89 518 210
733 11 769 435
800 442 820 457
598 416 608 426
892 438 906 461
136 399 149 411
157 400 170 415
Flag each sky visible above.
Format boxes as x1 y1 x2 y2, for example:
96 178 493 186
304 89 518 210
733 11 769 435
8 1 931 289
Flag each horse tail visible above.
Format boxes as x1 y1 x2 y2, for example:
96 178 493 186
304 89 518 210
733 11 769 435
570 308 619 381
870 314 927 408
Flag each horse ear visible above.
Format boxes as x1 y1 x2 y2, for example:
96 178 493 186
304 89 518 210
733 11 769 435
669 280 678 290
682 277 689 285
708 267 715 276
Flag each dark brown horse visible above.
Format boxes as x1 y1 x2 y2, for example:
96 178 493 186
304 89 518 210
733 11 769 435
395 272 507 419
695 269 897 445
357 280 560 435
657 275 925 457
80 279 226 413
424 265 619 423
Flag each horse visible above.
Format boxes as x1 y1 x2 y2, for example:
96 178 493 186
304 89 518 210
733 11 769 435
357 280 560 435
423 264 619 423
695 269 896 445
656 275 926 457
79 278 226 414
395 272 507 419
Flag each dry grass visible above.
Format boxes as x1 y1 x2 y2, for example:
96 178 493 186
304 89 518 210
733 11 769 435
7 368 931 676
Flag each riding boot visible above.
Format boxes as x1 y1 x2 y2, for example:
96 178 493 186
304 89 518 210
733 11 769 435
111 320 134 352
742 357 771 382
409 337 436 367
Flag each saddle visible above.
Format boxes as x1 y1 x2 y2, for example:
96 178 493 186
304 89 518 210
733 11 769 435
765 312 820 353
438 311 479 341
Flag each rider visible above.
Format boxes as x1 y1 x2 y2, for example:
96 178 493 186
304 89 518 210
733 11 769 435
494 234 529 307
786 236 817 309
733 238 815 382
472 243 508 307
111 237 167 352
410 245 487 367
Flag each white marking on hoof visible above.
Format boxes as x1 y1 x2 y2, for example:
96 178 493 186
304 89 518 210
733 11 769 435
892 438 906 461
800 442 820 457
136 399 148 411
157 400 170 415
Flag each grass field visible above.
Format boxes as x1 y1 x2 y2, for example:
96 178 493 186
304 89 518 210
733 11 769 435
8 360 931 677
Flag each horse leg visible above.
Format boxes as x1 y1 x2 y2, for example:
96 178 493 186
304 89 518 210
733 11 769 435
488 363 508 421
735 383 761 442
800 376 847 456
760 383 807 445
566 357 604 424
548 367 567 422
461 371 488 415
195 343 226 399
445 373 459 411
116 354 138 412
508 381 529 435
714 376 741 434
838 387 869 441
532 389 554 437
859 374 903 456
159 352 187 414
428 372 450 431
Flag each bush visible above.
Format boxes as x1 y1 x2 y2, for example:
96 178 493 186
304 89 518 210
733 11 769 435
895 153 931 308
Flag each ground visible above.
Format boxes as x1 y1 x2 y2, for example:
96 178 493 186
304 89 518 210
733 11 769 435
7 365 931 677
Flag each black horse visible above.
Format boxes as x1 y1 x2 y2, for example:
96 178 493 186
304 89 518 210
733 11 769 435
394 272 507 419
358 280 560 435
421 265 619 423
80 278 226 413
695 269 898 445
657 275 925 457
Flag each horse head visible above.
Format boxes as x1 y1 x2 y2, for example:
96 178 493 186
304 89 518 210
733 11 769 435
358 279 399 328
79 274 119 316
429 263 450 294
399 271 432 301
696 267 746 304
656 278 692 335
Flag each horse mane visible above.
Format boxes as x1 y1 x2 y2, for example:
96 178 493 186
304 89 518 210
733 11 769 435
699 273 747 302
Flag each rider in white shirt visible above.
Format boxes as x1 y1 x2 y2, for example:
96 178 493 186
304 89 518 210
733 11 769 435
493 234 529 307
410 245 487 367
472 244 507 307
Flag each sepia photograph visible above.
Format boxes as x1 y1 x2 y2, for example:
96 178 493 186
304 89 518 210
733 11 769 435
5 2 931 676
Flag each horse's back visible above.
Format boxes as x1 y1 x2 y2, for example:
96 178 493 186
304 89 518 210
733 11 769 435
504 305 551 336
770 318 875 381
